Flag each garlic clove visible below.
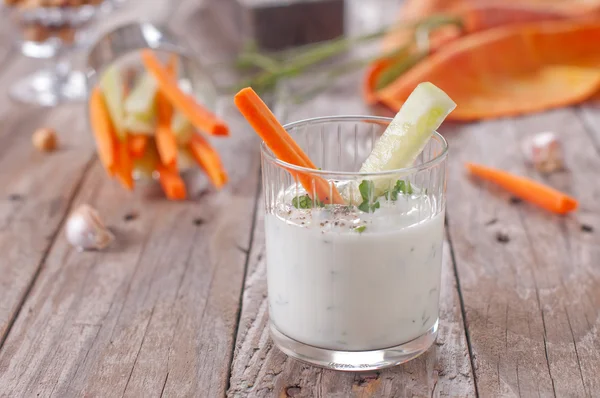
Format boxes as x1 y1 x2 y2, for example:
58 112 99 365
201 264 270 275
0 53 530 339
65 204 114 251
521 131 564 174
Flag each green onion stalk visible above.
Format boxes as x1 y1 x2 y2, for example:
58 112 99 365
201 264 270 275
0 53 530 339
231 14 463 98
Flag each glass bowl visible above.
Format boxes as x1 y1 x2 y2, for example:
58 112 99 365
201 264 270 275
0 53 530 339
85 21 219 184
3 0 121 105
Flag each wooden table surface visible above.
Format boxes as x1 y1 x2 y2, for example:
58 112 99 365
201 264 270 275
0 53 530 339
1 0 599 397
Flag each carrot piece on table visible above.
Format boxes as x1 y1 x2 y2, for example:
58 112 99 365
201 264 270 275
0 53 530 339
188 133 228 189
157 164 187 200
128 134 148 159
376 20 600 121
234 87 344 205
89 87 118 176
466 162 578 215
115 136 135 191
141 50 229 137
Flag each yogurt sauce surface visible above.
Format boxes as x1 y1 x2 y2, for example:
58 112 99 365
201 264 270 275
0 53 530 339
265 187 445 351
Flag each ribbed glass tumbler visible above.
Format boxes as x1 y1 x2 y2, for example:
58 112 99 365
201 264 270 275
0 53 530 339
261 116 448 371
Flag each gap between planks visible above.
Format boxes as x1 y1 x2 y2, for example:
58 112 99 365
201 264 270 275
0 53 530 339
225 166 264 396
445 214 481 398
0 157 96 352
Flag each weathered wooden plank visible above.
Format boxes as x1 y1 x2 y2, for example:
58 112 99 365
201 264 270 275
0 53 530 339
0 97 261 398
445 107 600 397
229 0 474 395
0 0 262 396
228 195 475 397
0 96 95 346
577 102 600 158
229 41 475 398
0 0 183 362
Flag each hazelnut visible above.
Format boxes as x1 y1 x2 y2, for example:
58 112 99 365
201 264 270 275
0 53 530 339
32 128 58 152
19 0 44 8
56 26 76 44
48 0 70 7
22 23 50 42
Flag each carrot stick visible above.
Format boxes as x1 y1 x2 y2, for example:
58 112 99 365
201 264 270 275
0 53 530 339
188 133 228 189
153 75 179 170
156 126 178 170
167 53 179 77
234 87 344 205
466 162 578 215
89 87 118 176
141 50 229 137
157 164 187 200
115 136 134 191
128 134 148 159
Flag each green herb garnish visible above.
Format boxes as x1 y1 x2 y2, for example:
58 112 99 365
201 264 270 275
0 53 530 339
354 225 367 233
358 179 415 212
358 201 380 213
292 194 324 209
358 180 380 213
292 195 313 209
384 180 414 200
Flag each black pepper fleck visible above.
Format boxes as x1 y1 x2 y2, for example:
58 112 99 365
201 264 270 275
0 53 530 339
496 231 510 243
581 224 594 233
193 218 205 226
485 218 498 226
123 212 138 222
8 194 23 201
510 197 522 204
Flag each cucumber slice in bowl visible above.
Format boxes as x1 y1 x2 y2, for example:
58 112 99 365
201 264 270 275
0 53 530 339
171 111 194 145
124 72 157 119
124 113 156 135
100 65 128 140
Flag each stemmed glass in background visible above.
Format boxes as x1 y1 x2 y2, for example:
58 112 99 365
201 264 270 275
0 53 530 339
2 0 122 106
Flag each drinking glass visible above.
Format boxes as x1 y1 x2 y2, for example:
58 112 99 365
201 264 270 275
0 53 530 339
262 116 448 371
4 0 118 106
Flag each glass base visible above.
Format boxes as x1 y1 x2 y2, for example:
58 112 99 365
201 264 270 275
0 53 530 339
270 320 438 371
10 69 87 106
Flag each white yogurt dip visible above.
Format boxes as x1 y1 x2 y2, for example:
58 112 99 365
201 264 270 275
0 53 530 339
265 188 445 351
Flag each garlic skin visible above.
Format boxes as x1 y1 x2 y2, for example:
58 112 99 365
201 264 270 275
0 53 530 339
65 204 114 251
521 132 564 174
